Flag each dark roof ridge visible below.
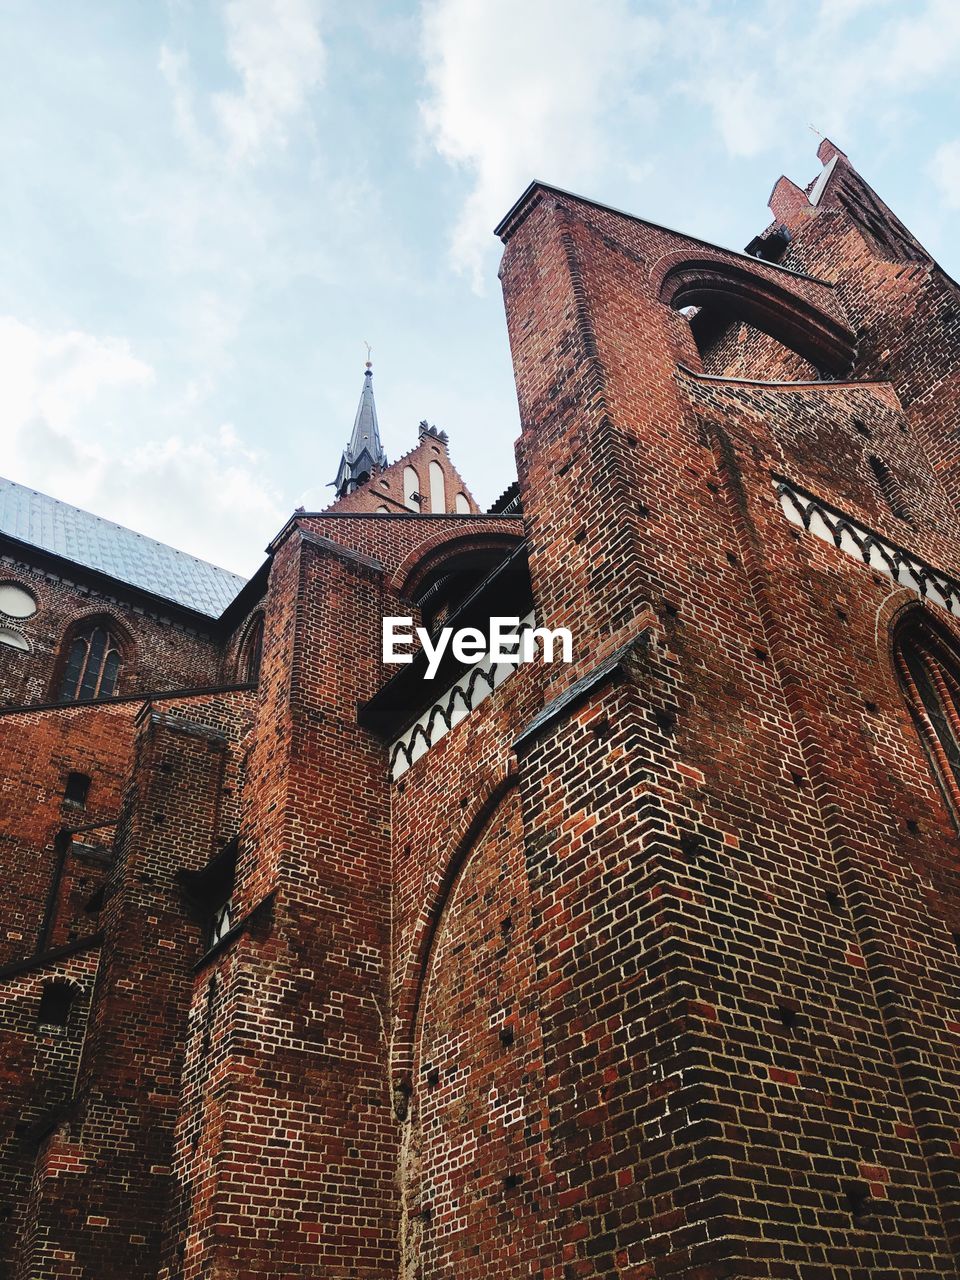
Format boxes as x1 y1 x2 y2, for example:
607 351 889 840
494 180 836 286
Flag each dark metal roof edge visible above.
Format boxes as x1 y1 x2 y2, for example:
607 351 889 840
513 632 650 753
298 528 384 573
217 557 271 631
0 680 255 719
0 932 104 981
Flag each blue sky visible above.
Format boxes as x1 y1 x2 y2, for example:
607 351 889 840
1 0 959 576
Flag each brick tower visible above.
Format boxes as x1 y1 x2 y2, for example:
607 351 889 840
1 139 959 1280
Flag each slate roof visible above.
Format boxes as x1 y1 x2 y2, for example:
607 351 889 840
0 476 247 618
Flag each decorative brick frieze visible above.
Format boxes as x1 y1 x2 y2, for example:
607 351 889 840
776 476 960 615
388 611 535 777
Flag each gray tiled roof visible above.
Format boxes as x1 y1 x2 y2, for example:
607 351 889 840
0 476 247 618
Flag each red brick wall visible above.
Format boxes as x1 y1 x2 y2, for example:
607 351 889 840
0 944 100 1274
494 174 960 1276
0 554 223 709
160 529 399 1279
5 142 960 1280
4 690 253 1280
402 785 559 1279
0 700 138 965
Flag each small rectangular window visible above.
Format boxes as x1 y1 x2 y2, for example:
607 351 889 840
177 837 239 954
64 772 91 807
38 982 74 1027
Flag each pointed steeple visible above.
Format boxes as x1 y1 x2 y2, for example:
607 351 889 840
334 359 388 498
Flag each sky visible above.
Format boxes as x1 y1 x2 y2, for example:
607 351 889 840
1 0 959 577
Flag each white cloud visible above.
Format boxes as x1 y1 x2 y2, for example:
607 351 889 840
419 0 660 288
695 72 783 159
161 0 325 166
0 319 154 437
419 0 960 277
214 0 326 163
930 139 960 208
679 0 960 163
0 316 283 575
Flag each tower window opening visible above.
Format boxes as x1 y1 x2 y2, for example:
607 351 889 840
403 466 421 512
178 838 239 954
64 771 91 807
429 460 446 513
37 980 76 1028
209 897 233 948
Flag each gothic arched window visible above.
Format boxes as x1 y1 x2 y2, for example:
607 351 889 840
404 466 421 512
58 623 124 701
237 614 264 684
896 615 960 823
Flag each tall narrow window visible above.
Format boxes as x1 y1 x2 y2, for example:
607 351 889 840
238 614 264 684
896 616 960 824
429 460 446 514
58 624 123 701
404 466 421 512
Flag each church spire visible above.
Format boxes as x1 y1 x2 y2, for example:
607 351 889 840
334 356 388 498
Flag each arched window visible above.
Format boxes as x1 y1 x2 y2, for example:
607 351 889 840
58 623 123 701
659 257 856 380
237 614 264 684
896 616 960 823
404 466 421 512
0 627 30 652
429 460 446 513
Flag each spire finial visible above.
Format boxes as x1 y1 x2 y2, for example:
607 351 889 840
332 353 387 497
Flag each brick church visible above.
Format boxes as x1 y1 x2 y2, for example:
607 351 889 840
1 137 960 1278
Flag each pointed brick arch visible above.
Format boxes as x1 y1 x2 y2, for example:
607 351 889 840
49 610 136 702
390 768 517 1094
389 526 525 601
894 607 960 828
657 255 857 376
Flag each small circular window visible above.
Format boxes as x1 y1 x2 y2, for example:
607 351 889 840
0 584 37 619
0 627 29 651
